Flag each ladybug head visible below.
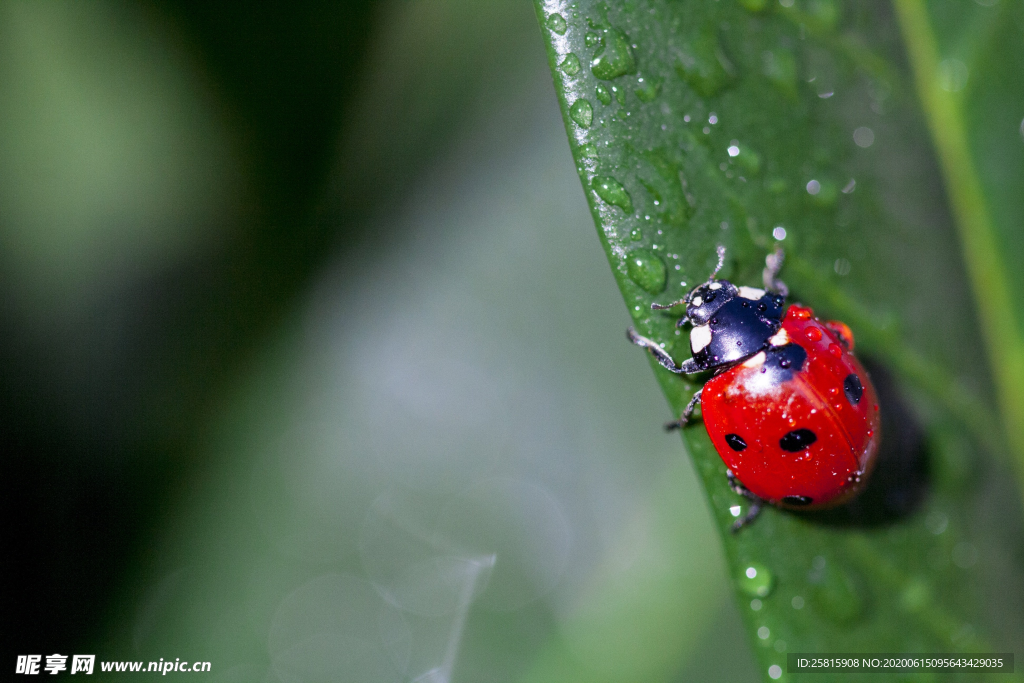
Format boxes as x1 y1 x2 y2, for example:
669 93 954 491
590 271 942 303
685 280 739 325
683 245 735 325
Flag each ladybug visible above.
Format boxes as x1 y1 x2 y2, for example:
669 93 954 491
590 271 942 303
627 246 880 530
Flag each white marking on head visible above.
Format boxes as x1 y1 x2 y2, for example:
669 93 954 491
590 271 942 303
690 324 712 352
738 286 765 300
742 351 766 368
708 282 722 290
769 328 789 346
691 296 703 307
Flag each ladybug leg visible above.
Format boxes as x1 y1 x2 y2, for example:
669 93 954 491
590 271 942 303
626 327 684 373
627 328 705 374
762 247 789 298
726 470 764 532
726 469 754 498
665 388 702 431
732 501 763 532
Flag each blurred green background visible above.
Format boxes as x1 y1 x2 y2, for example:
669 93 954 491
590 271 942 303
0 1 761 680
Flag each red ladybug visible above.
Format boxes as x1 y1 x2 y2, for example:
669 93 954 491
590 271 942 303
627 247 880 530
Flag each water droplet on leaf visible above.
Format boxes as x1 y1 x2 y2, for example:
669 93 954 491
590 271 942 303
636 149 694 226
625 248 666 293
570 99 593 128
591 28 637 80
592 175 633 213
738 563 775 598
546 13 567 35
595 84 612 105
560 53 581 76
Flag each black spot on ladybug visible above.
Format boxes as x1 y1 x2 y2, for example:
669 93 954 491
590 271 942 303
782 495 813 506
844 373 863 405
725 434 747 451
741 300 750 308
761 343 807 384
757 303 767 313
779 428 817 452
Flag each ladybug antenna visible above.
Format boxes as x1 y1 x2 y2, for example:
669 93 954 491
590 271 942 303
649 244 726 317
763 247 789 297
708 244 726 282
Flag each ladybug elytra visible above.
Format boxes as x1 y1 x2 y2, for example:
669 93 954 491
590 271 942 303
628 247 880 530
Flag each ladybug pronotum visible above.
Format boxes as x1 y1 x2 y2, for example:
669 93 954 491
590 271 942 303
628 247 880 530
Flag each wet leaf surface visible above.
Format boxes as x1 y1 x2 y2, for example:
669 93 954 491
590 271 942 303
534 0 1024 679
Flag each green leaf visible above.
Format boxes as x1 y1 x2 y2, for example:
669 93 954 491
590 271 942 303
534 0 1024 679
